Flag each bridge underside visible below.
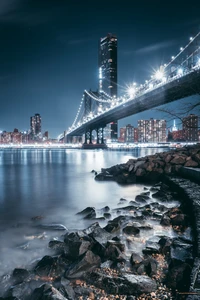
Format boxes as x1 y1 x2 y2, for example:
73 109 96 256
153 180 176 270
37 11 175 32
67 69 200 138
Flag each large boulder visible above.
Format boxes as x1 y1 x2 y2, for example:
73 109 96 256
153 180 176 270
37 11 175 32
89 270 157 295
64 232 92 260
65 250 101 279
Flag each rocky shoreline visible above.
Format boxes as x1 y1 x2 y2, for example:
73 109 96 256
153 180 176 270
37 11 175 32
0 145 200 299
95 144 200 184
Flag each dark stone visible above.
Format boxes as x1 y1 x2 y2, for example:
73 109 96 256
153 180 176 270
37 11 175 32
65 250 101 279
48 240 69 255
95 172 114 181
101 206 110 212
167 262 192 291
123 224 140 235
103 213 111 219
58 277 75 300
135 195 149 203
30 283 67 300
89 270 157 295
160 214 171 226
34 223 68 231
34 255 67 278
76 207 96 219
74 286 92 297
64 232 92 260
12 268 29 285
170 238 193 263
130 252 143 266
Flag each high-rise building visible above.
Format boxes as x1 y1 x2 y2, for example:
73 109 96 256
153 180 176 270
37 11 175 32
30 113 41 140
119 127 126 143
182 114 198 141
126 124 134 143
99 33 118 141
138 120 149 143
138 119 166 143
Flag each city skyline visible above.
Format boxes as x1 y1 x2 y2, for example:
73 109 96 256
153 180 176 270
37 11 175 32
0 0 200 137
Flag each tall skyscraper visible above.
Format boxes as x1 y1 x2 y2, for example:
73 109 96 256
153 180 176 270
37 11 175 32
182 114 198 141
30 113 41 140
99 33 118 141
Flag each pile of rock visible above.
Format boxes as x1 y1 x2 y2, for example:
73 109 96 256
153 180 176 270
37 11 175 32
0 181 194 299
95 144 200 184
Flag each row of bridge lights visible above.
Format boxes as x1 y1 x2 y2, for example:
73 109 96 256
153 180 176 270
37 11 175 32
67 35 200 134
127 35 200 98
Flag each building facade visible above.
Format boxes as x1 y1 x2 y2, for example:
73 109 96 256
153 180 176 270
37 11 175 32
182 114 198 142
99 33 118 141
138 119 166 143
30 113 42 140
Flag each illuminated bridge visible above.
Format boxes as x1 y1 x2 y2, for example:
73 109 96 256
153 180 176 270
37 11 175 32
59 32 200 145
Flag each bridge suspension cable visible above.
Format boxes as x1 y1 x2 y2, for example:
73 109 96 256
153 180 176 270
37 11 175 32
164 31 200 70
84 90 113 103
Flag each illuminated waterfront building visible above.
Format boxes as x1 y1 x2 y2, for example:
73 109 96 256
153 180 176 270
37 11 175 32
126 124 134 143
182 114 198 142
138 119 166 143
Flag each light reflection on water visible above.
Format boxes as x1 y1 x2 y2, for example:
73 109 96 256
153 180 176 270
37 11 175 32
0 147 169 276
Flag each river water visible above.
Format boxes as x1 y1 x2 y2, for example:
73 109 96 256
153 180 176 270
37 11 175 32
0 147 169 276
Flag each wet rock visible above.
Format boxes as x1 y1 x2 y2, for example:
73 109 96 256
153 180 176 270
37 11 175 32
101 206 110 212
123 224 140 235
74 285 92 297
64 232 92 260
34 255 67 278
34 223 68 231
30 283 67 300
95 172 114 181
184 159 198 167
135 195 149 203
167 262 192 291
76 207 96 219
5 280 43 300
160 214 171 226
12 268 29 285
170 237 193 263
89 270 157 295
130 252 143 266
104 244 127 262
104 216 126 233
103 212 111 219
65 250 101 279
142 240 160 255
58 277 75 300
49 240 69 255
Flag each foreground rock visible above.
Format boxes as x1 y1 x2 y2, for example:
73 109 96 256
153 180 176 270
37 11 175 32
1 147 199 299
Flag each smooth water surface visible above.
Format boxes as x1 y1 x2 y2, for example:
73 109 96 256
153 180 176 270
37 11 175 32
0 147 168 275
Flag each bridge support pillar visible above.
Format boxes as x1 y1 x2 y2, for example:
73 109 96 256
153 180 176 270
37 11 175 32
84 129 92 144
101 128 104 144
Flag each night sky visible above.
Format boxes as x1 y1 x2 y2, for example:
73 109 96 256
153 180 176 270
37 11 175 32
1 0 200 138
